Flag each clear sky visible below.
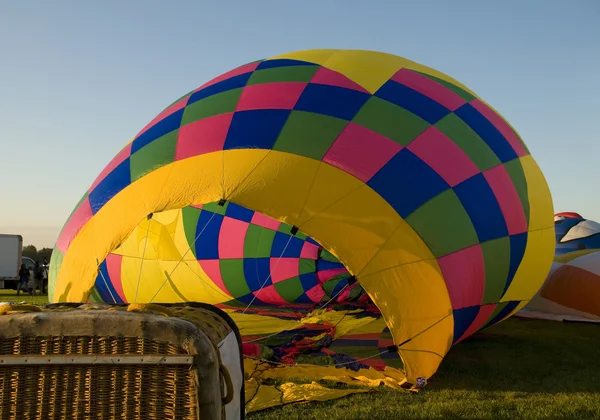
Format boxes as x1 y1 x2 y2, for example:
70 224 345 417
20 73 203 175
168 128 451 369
0 0 598 248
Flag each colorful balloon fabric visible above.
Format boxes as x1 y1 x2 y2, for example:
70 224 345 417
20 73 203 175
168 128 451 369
50 49 555 388
519 214 600 323
554 214 600 255
520 250 600 323
90 201 355 306
554 211 583 221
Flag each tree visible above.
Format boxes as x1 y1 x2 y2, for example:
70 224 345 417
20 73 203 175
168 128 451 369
22 245 37 260
37 248 53 262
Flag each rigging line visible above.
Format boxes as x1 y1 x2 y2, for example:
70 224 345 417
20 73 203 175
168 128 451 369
148 209 219 303
241 233 295 315
96 260 117 304
134 215 153 303
318 283 349 310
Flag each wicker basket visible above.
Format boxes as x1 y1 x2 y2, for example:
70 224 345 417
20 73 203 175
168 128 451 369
0 302 244 420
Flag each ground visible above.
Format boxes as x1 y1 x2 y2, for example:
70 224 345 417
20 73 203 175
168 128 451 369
2 291 599 419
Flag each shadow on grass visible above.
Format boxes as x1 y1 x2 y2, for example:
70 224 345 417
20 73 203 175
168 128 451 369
427 317 600 394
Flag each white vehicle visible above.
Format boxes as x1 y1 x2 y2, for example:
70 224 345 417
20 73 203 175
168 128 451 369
0 234 24 289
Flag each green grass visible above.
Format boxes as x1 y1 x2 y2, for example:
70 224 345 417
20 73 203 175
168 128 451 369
0 289 49 306
3 291 599 419
250 317 600 420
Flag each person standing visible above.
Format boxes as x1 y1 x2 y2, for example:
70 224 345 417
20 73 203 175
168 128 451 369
16 263 29 296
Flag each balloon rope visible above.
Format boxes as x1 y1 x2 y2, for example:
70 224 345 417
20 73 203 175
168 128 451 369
96 260 117 304
318 283 350 310
134 216 153 303
241 233 295 315
148 210 219 303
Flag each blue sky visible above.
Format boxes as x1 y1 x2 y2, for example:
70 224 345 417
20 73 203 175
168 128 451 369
0 0 598 248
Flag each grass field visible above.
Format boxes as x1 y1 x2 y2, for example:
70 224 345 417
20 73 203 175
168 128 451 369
2 291 599 419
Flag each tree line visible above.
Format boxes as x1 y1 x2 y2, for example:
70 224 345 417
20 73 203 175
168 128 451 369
22 245 53 263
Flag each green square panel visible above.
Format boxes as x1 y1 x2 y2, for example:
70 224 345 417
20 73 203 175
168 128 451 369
480 237 511 304
299 259 316 275
406 189 479 258
201 201 228 215
435 113 501 172
295 232 308 240
273 111 348 160
274 276 306 302
352 97 430 146
504 159 530 225
415 72 476 102
247 66 319 85
244 225 276 258
220 259 250 297
181 88 242 126
277 223 295 234
182 206 202 256
130 130 178 181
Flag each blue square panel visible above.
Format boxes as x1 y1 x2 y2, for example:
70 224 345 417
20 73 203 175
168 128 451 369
375 81 450 124
454 103 518 163
244 258 272 291
188 72 252 105
299 272 319 290
257 59 317 70
271 232 305 257
368 149 450 218
89 158 131 214
194 212 224 260
503 232 528 296
453 173 508 243
224 109 291 150
294 83 370 121
132 109 184 154
225 202 255 223
452 305 480 344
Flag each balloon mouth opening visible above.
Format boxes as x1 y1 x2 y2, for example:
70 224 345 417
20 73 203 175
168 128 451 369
90 201 373 310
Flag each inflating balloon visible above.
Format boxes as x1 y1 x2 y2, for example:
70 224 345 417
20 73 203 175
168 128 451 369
90 202 354 305
554 214 600 255
50 49 555 390
519 214 600 323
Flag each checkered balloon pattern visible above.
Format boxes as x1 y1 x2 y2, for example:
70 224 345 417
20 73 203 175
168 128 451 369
50 50 554 381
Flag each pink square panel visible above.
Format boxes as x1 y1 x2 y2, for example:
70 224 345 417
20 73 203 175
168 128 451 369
305 285 326 303
483 165 527 235
56 198 93 253
254 284 287 305
105 254 126 302
470 99 528 157
218 217 249 259
438 244 485 309
251 212 281 231
300 242 320 259
391 69 466 111
236 82 307 111
270 258 300 284
407 126 480 187
323 122 402 182
176 112 233 160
